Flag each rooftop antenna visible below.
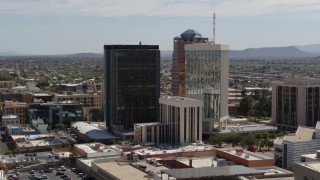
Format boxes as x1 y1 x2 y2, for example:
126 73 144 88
213 12 216 44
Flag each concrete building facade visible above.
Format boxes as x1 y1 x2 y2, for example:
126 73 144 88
185 43 229 133
272 78 320 130
3 101 27 123
54 91 102 107
134 96 203 145
1 115 20 127
159 96 203 145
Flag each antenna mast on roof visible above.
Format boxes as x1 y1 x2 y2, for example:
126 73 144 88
213 12 216 44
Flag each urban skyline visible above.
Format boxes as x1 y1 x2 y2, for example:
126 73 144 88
1 0 320 54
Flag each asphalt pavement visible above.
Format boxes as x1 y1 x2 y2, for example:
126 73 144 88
18 168 84 180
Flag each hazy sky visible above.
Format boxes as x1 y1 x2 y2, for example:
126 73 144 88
1 0 320 54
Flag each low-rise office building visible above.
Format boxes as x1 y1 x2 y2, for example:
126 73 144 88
1 115 20 127
31 118 48 134
91 160 148 180
11 134 60 152
3 101 27 123
71 122 117 144
215 148 273 167
28 101 82 127
274 122 320 168
7 125 40 136
134 96 203 145
294 162 320 180
53 91 102 107
73 143 121 158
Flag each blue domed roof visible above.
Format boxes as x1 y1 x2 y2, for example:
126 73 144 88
181 29 202 37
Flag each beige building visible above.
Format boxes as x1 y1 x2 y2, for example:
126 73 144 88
73 143 121 158
0 81 16 88
294 162 320 180
272 78 320 130
2 101 27 123
134 96 203 145
134 122 164 145
91 160 148 180
54 91 102 107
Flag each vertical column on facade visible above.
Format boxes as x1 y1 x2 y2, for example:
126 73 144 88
199 106 203 142
186 107 190 143
180 106 184 144
192 107 197 142
142 126 147 143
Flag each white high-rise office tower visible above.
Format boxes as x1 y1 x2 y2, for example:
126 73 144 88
185 43 229 134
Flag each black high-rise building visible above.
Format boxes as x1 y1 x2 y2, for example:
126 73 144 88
104 45 160 134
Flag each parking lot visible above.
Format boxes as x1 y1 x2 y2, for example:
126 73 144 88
17 168 86 180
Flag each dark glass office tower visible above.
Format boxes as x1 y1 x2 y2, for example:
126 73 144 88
104 45 160 134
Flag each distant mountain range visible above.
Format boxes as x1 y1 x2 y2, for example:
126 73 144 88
229 46 314 59
1 44 320 59
295 44 320 55
160 45 320 59
0 51 22 56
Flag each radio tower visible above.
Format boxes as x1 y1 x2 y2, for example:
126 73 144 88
213 12 216 44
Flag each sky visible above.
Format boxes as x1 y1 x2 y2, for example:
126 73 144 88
1 0 320 54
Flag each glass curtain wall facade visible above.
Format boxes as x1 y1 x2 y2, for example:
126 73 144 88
185 43 229 132
104 45 160 133
171 29 208 96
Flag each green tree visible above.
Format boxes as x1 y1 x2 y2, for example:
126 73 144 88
36 81 50 88
55 123 65 130
61 142 70 148
209 134 225 148
4 150 12 155
241 133 257 147
239 96 254 116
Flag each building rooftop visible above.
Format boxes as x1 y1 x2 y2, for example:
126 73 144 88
12 134 61 148
74 143 121 154
94 161 148 180
2 115 18 119
72 122 116 140
275 126 315 145
161 165 264 179
219 148 273 161
8 125 38 132
160 96 204 107
134 122 162 126
104 45 159 50
296 161 320 172
134 145 213 156
178 157 216 168
212 124 277 134
181 29 201 37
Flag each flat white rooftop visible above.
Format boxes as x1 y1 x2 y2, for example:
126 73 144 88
178 157 216 168
220 148 272 161
134 145 214 156
74 143 121 154
216 124 277 134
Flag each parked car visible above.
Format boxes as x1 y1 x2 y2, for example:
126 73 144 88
56 171 64 176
